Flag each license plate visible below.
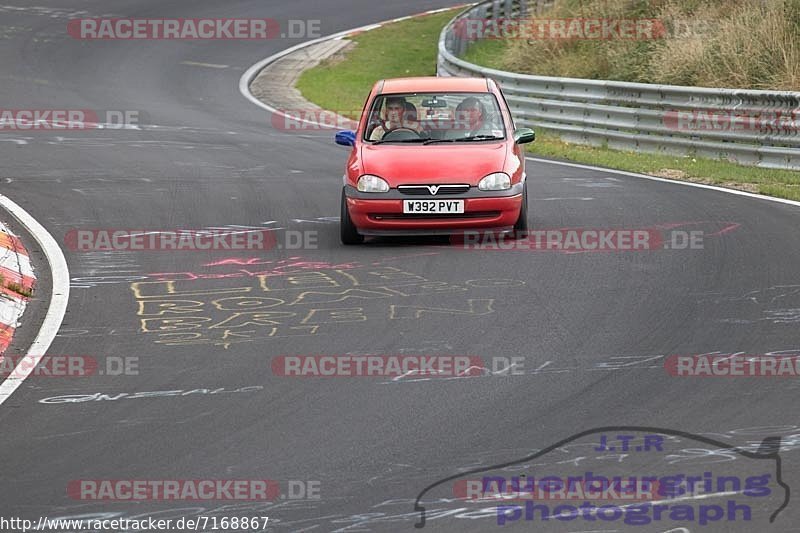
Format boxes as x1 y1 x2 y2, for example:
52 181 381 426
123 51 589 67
403 200 464 214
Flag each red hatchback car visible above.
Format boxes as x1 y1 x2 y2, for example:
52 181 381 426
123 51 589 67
335 76 535 244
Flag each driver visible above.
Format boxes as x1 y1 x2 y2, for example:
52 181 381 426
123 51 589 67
368 96 422 140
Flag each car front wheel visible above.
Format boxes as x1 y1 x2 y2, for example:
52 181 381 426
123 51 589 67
340 188 364 245
513 181 529 239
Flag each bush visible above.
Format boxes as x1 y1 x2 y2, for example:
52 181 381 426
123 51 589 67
480 0 800 89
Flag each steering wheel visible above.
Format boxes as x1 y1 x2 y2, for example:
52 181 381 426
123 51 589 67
381 127 421 141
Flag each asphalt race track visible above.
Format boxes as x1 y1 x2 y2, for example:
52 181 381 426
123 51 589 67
1 1 800 532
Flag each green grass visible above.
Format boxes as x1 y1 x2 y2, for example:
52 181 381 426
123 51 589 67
296 9 462 118
461 39 510 69
294 7 800 201
530 131 800 201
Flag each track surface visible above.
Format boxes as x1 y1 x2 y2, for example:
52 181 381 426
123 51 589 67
1 1 800 531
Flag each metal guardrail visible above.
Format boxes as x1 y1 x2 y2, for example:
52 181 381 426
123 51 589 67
438 0 800 169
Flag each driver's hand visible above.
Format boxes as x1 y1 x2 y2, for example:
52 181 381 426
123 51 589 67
368 126 385 141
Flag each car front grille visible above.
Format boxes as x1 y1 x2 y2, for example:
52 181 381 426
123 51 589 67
397 184 471 196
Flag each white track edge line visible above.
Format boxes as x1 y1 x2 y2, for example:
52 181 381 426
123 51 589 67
526 157 800 208
0 195 70 405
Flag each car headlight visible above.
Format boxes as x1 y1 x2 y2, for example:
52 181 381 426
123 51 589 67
357 174 390 193
478 172 511 191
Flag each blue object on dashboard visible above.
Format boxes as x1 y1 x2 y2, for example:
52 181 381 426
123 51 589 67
335 130 356 147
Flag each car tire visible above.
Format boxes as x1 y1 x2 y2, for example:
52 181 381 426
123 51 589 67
340 188 364 245
512 181 529 239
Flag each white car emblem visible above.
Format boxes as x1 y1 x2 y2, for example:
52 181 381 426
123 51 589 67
427 185 440 195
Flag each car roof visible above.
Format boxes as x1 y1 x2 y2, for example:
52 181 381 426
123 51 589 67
379 77 490 94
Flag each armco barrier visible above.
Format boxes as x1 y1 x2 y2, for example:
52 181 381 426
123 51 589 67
438 0 800 169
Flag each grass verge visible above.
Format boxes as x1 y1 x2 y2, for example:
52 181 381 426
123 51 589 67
531 131 800 201
461 0 800 90
294 7 800 201
296 9 460 116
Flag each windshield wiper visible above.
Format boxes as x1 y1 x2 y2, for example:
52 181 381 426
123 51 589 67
371 138 432 145
423 135 504 145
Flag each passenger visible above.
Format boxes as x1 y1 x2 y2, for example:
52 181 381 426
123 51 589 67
404 101 418 122
454 97 499 138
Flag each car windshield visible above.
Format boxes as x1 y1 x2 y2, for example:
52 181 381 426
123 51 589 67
363 92 506 143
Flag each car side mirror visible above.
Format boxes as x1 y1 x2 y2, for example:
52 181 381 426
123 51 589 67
514 128 535 144
335 130 356 147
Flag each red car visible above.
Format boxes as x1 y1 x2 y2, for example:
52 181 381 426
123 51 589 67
335 76 535 244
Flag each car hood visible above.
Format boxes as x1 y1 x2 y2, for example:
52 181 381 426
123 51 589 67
360 143 508 186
